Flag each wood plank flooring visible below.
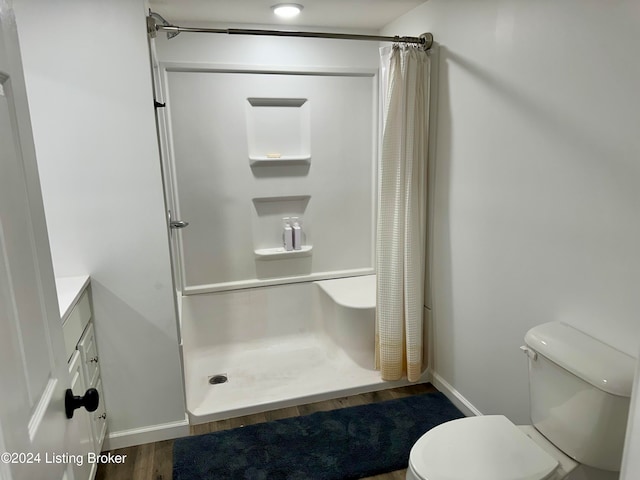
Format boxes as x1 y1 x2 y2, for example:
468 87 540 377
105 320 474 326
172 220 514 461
96 383 437 480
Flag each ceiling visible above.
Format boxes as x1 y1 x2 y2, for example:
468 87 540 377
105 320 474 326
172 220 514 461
148 0 427 31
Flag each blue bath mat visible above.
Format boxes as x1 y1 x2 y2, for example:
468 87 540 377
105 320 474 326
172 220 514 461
173 391 464 480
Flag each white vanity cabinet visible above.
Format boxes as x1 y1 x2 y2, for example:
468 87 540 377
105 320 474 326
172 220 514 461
57 276 107 480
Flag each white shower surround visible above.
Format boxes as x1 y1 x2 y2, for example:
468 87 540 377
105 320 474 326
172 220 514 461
156 28 432 425
182 275 427 424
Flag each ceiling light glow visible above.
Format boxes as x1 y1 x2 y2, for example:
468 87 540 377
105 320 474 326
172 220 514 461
272 4 303 18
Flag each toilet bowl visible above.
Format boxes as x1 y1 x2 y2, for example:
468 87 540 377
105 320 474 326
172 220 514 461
406 416 576 480
405 322 635 480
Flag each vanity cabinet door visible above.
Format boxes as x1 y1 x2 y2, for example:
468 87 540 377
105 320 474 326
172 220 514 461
68 351 95 480
91 378 108 453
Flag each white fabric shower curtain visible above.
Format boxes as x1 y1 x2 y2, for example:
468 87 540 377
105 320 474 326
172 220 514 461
376 45 430 382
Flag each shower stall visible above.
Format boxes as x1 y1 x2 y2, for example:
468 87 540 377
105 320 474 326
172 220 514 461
149 18 431 424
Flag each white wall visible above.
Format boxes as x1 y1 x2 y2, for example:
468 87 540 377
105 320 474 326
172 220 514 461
383 1 640 424
14 0 187 445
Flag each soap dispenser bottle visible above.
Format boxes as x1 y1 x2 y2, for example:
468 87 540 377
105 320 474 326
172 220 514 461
282 217 293 251
291 217 302 250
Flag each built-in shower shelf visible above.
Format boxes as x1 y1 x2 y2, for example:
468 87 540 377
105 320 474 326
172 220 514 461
249 155 311 165
254 245 313 260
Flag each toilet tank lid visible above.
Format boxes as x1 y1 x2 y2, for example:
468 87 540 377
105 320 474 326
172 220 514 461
525 322 636 397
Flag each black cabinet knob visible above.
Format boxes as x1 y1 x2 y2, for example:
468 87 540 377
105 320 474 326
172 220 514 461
65 388 99 419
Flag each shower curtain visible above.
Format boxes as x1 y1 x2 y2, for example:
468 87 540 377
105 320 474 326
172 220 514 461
376 45 430 382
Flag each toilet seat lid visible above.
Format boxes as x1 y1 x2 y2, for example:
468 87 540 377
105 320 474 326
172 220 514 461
409 415 559 480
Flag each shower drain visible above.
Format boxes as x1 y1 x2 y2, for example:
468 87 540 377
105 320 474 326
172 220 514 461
208 374 228 385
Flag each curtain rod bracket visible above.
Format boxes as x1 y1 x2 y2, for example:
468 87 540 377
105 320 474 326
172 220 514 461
146 16 157 39
420 33 433 51
148 11 180 40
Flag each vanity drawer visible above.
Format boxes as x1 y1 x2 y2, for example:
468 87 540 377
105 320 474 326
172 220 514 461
62 290 91 361
78 323 100 387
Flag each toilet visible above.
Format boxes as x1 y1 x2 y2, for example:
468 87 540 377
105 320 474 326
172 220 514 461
407 322 636 480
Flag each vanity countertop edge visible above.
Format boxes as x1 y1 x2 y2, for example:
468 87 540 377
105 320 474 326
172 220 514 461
55 275 90 322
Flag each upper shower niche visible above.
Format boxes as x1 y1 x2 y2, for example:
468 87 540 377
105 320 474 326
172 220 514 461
245 97 311 165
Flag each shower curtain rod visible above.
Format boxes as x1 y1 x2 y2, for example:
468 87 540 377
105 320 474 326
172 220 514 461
147 13 433 51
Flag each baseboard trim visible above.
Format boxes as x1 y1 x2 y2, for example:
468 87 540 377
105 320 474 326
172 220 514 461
430 371 483 417
102 414 190 451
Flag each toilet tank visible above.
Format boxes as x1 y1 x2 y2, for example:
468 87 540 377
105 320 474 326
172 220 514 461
524 322 635 472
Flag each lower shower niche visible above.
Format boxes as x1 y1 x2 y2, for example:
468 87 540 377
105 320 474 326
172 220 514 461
251 195 312 278
180 275 425 424
252 195 310 249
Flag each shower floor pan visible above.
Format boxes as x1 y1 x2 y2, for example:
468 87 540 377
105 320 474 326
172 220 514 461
184 333 425 425
181 278 429 425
